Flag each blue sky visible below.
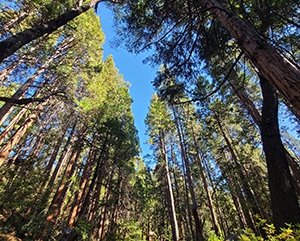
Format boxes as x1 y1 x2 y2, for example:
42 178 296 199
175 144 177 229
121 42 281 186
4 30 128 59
98 6 156 157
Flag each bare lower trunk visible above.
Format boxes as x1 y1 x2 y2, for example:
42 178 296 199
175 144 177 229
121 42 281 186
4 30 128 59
67 148 96 227
160 131 180 241
172 107 205 241
260 75 300 228
230 78 300 195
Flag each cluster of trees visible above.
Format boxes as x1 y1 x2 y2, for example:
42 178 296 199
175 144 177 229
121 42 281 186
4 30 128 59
0 0 299 240
113 0 300 237
0 2 141 240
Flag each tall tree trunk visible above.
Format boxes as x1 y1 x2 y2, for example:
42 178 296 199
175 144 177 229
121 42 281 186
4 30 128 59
203 158 228 235
40 139 84 240
215 113 262 233
170 145 186 240
0 0 101 63
0 41 72 126
0 105 29 146
159 130 179 241
159 130 180 241
198 0 300 117
38 118 75 190
190 125 222 236
259 74 300 228
79 133 109 218
172 107 205 241
46 121 77 189
67 148 96 228
229 78 300 196
0 101 49 166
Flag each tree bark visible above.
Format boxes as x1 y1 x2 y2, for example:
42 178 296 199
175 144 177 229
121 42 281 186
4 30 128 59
199 0 300 117
0 66 49 126
260 74 300 228
229 78 300 196
0 105 29 146
67 148 96 228
40 133 85 240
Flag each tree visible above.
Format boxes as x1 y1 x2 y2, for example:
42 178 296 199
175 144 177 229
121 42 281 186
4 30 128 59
145 93 180 241
0 3 140 240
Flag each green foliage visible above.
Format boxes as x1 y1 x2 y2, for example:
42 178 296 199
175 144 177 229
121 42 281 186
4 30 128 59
74 219 92 241
207 222 300 241
116 220 143 240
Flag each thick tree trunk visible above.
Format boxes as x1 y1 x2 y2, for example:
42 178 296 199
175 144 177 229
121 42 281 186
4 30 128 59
229 78 300 196
260 75 300 228
0 0 101 63
199 0 300 117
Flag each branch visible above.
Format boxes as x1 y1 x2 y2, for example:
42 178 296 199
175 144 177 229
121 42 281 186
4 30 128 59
175 52 243 105
0 91 67 105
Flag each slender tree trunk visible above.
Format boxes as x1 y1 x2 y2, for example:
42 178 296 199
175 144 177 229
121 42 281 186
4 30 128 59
190 125 222 236
199 0 300 116
170 145 186 240
215 113 262 233
0 41 73 126
222 163 248 230
38 118 74 190
172 107 205 241
67 148 96 228
259 74 300 228
39 139 84 240
0 105 29 146
0 67 46 125
0 10 30 34
203 158 228 235
0 101 48 166
79 134 109 218
46 121 77 189
159 131 180 241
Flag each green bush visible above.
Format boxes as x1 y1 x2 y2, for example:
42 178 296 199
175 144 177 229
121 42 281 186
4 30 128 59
207 222 300 241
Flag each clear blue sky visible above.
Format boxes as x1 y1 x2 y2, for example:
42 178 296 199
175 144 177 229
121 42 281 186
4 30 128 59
98 6 156 157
